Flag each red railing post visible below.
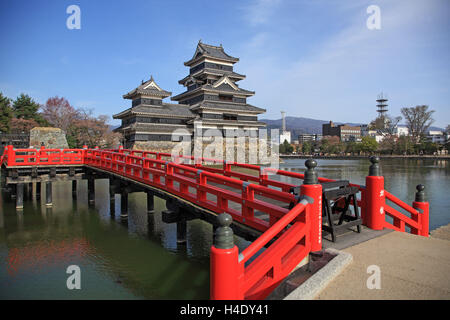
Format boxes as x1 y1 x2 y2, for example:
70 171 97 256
6 145 15 165
210 213 242 300
412 184 429 237
300 159 322 252
364 156 385 230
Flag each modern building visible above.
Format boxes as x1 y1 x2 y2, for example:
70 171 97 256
394 125 409 137
298 133 322 143
322 121 361 142
113 41 266 151
426 131 447 144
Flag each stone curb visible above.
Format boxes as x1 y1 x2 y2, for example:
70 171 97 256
284 248 353 300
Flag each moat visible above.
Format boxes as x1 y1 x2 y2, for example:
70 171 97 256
0 158 448 299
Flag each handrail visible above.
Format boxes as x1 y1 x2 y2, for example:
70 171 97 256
385 190 420 215
239 199 309 264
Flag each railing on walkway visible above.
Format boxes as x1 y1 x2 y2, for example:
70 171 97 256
1 146 431 299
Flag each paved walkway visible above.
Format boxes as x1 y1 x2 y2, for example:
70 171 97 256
315 225 450 300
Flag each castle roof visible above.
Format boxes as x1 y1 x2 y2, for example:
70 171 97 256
184 41 239 66
123 76 171 99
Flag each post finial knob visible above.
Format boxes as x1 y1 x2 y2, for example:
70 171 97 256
305 158 317 170
369 156 380 176
304 158 318 185
415 184 425 202
370 156 380 164
214 213 234 249
218 212 232 227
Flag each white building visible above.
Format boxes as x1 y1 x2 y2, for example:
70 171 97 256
280 131 291 144
427 131 446 144
394 125 409 137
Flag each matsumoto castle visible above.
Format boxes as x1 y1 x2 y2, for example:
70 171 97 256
113 41 267 154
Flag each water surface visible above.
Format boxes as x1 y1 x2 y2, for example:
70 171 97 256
0 158 448 299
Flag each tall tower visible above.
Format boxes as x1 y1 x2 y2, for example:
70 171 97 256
281 111 286 132
376 92 388 118
279 111 291 144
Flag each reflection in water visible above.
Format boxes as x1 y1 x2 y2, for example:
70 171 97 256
0 158 448 299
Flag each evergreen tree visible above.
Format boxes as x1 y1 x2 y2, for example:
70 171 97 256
0 92 13 133
360 136 378 154
12 93 48 126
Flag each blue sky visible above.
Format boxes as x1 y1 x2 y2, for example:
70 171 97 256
0 0 449 128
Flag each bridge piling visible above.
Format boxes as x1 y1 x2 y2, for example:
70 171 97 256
109 181 115 203
10 184 16 199
45 182 52 207
177 218 187 244
72 180 77 199
108 181 116 216
147 191 154 214
27 182 33 200
16 183 24 210
88 177 95 205
120 189 128 220
36 182 41 199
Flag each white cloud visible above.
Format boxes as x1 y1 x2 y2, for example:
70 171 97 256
241 0 282 26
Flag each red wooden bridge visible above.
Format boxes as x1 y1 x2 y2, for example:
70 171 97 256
0 145 430 300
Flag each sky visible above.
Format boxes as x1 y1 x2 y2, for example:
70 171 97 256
0 0 449 128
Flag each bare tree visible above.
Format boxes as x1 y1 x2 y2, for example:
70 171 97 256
401 105 435 142
369 114 402 137
41 96 79 133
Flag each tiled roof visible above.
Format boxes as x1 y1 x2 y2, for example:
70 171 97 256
191 101 266 113
123 76 171 99
184 41 239 66
179 69 246 85
113 103 194 119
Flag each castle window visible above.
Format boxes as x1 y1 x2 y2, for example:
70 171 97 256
219 94 233 102
224 114 237 121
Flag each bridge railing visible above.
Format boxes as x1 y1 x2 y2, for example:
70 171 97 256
361 156 429 237
85 148 298 233
2 146 430 240
210 195 312 300
1 145 84 166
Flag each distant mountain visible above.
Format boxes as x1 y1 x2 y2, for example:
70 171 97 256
259 116 444 138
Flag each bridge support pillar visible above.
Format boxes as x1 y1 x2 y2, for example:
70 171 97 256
177 219 187 244
72 180 77 199
36 182 41 199
10 184 16 199
27 182 33 199
16 183 24 210
88 178 95 205
46 182 52 207
300 159 323 252
109 182 116 216
109 182 115 203
120 190 128 219
147 191 154 214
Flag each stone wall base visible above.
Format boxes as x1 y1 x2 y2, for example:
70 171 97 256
131 138 277 164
